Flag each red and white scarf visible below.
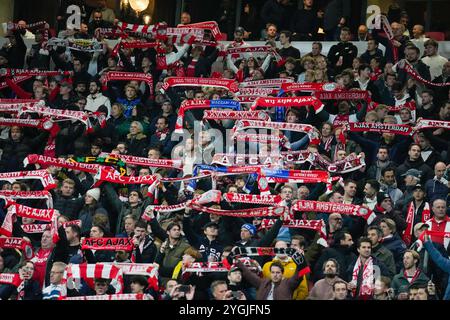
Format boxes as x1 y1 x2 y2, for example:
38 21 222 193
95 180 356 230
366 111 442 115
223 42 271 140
403 201 430 246
0 190 53 208
24 154 101 174
5 200 56 222
351 256 374 298
184 262 229 273
250 96 324 113
315 90 369 101
93 167 158 186
100 152 183 170
102 71 153 94
203 110 270 121
0 169 57 190
226 45 281 62
223 192 282 205
260 219 327 238
415 119 450 131
347 122 414 136
239 88 278 96
0 68 72 78
0 273 22 287
21 223 49 234
291 200 376 223
189 202 289 218
160 77 239 94
63 293 151 300
81 238 134 251
177 21 222 39
396 59 450 87
61 263 124 297
211 153 283 167
239 78 294 89
281 82 338 93
0 75 33 91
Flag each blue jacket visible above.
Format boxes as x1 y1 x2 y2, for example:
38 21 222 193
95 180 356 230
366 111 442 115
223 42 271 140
382 234 408 273
424 240 450 300
425 178 449 203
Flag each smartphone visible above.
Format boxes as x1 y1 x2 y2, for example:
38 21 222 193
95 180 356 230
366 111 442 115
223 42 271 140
178 285 191 293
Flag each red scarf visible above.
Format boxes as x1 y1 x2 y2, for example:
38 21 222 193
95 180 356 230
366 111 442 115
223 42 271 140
81 238 134 251
397 59 450 87
24 154 101 174
251 96 324 113
348 122 414 136
161 77 239 94
351 256 374 298
0 169 57 190
403 201 430 245
240 78 293 88
281 82 338 92
203 110 270 121
189 202 288 218
102 71 153 95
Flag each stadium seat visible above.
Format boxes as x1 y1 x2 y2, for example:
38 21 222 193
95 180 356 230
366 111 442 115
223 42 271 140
425 32 445 41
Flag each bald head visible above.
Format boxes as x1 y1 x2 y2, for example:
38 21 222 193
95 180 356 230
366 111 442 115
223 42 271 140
434 162 447 179
412 25 425 39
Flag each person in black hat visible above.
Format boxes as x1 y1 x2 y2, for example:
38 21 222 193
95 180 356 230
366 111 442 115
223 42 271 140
183 209 224 262
401 184 430 230
370 192 407 234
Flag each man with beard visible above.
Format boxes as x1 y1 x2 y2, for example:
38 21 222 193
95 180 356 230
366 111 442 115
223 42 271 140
85 79 111 116
308 259 345 300
367 226 396 276
380 167 403 206
313 232 356 282
367 147 397 182
396 144 433 188
88 9 113 36
391 250 429 300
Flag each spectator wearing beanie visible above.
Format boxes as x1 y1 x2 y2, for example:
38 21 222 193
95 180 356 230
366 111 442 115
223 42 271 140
78 188 108 236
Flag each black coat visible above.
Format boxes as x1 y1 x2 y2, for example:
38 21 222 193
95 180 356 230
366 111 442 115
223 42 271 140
313 245 357 282
133 235 158 263
396 158 434 189
327 41 358 74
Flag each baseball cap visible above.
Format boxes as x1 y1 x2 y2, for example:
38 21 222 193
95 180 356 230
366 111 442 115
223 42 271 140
241 223 256 236
412 184 425 192
235 27 245 34
401 169 422 179
229 265 242 273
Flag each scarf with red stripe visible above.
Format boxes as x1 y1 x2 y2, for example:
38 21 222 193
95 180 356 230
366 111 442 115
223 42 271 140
0 190 53 208
260 219 326 238
281 82 338 93
315 90 369 101
351 256 374 298
0 273 22 287
61 263 124 297
0 68 72 78
0 169 57 190
102 71 153 95
403 201 430 246
397 59 450 87
0 237 34 259
347 122 414 136
63 293 151 300
203 110 270 121
99 152 183 170
415 119 450 131
250 96 324 113
240 78 294 89
291 200 376 223
379 15 399 62
24 154 101 174
0 75 33 91
188 203 289 218
161 77 239 94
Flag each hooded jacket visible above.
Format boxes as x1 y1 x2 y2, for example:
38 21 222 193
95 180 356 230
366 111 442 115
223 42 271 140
396 158 434 188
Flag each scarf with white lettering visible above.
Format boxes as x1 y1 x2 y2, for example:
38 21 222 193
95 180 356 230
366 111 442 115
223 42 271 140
226 45 281 62
0 237 34 259
81 238 134 251
211 153 283 167
175 99 240 132
281 82 338 93
100 152 183 170
0 169 57 190
347 122 414 136
239 78 294 89
0 273 22 287
203 110 270 121
235 133 291 149
63 293 151 300
239 88 278 96
397 59 450 87
188 203 289 218
24 154 101 174
184 262 230 273
61 263 124 297
0 99 44 113
0 190 53 208
46 37 105 52
93 167 158 186
315 90 369 101
0 68 72 78
160 77 239 94
102 71 153 95
250 96 324 113
351 256 374 298
415 119 450 131
5 200 56 222
291 200 376 223
178 21 222 39
21 223 49 234
223 192 282 205
403 201 430 245
260 219 327 238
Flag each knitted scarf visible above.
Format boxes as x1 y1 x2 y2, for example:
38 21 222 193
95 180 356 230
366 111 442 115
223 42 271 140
0 169 57 190
351 256 374 298
161 77 239 94
81 238 134 251
250 96 324 113
403 201 430 245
